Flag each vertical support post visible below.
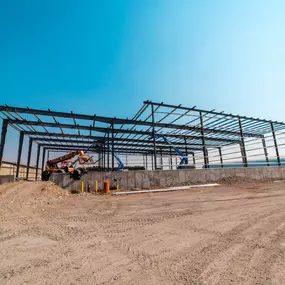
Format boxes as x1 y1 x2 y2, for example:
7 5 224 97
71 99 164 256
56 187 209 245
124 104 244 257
170 147 173 170
143 154 145 169
151 154 154 170
200 112 209 168
184 137 188 157
41 147 46 175
26 138 33 180
35 144 41 180
0 119 8 168
107 133 110 170
111 123 114 170
238 118 248 167
192 153 196 165
103 143 105 171
16 131 24 179
160 148 163 169
261 137 269 166
126 153 128 167
271 122 281 166
151 104 157 170
218 147 223 168
145 154 148 171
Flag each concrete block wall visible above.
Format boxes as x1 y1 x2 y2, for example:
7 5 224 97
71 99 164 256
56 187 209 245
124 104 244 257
50 167 285 191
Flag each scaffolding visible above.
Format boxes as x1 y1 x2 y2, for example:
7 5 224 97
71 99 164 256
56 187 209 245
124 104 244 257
0 101 285 180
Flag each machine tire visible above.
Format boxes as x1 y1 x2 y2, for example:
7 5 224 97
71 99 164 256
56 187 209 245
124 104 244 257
41 171 50 181
71 170 81 180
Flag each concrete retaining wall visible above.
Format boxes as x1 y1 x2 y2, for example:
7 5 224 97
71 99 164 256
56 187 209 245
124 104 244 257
50 167 285 191
0 175 14 184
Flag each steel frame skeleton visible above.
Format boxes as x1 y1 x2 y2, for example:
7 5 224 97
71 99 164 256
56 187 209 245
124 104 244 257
1 101 285 179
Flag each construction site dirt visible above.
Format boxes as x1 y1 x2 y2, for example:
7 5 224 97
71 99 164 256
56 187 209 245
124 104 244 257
1 181 285 285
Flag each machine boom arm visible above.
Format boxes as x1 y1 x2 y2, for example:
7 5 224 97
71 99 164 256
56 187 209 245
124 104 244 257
155 134 188 169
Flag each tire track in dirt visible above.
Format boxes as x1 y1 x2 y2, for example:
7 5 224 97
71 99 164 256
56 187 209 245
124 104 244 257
164 207 285 284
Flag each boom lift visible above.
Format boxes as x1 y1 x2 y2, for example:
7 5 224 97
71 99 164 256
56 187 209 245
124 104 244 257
42 150 94 180
108 146 125 171
155 134 189 169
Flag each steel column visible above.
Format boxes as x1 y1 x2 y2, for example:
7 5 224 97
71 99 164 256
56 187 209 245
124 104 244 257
103 143 106 171
16 132 24 179
151 104 157 169
41 148 46 174
0 119 8 168
218 147 223 168
145 154 148 170
184 137 188 156
238 118 248 167
26 138 33 180
151 154 154 170
35 144 41 180
192 153 196 165
184 137 188 166
111 123 114 170
160 148 163 169
271 122 281 166
261 137 269 166
170 147 173 170
107 133 110 170
200 112 209 168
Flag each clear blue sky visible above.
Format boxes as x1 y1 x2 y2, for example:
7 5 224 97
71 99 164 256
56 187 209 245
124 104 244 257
1 0 285 163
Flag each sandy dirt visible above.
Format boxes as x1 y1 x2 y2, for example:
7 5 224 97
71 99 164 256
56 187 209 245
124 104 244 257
1 180 285 284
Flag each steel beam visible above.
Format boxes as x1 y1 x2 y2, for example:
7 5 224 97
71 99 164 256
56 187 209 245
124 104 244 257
35 144 41 180
16 132 24 179
271 122 281 166
26 138 33 180
144 101 285 126
0 119 8 167
38 143 196 155
239 118 248 167
24 131 240 144
2 108 263 137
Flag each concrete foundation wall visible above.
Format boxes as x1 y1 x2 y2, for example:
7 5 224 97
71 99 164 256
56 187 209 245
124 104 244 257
0 175 14 184
50 167 285 191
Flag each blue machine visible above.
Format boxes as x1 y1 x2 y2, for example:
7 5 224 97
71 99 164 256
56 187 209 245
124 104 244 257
155 134 188 169
108 146 125 171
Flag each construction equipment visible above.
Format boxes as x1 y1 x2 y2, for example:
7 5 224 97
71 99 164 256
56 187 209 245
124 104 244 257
155 134 189 169
108 146 125 171
42 150 94 180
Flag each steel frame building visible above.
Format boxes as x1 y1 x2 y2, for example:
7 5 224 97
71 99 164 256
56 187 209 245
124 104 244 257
0 100 284 180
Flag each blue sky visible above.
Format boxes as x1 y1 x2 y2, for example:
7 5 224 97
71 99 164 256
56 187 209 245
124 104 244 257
1 0 285 163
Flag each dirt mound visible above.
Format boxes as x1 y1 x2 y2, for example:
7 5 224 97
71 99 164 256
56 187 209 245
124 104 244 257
218 176 257 185
0 181 68 208
39 181 68 199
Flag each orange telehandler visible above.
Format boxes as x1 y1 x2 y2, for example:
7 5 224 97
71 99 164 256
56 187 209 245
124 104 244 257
42 150 94 181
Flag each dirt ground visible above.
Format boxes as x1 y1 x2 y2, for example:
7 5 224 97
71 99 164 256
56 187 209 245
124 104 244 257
1 181 285 284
